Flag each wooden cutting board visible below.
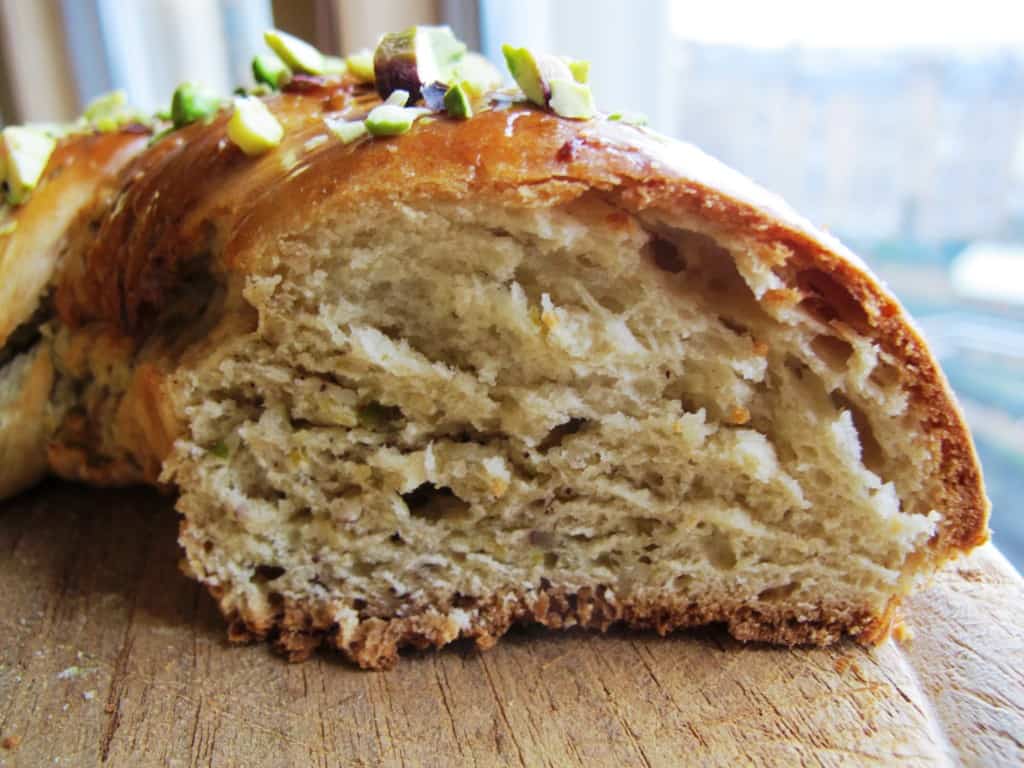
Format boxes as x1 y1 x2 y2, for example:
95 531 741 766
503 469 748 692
0 483 1021 767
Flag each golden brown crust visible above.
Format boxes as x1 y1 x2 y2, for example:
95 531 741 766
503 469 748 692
0 131 147 346
218 584 886 670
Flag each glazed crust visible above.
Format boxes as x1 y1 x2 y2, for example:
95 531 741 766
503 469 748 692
0 77 988 659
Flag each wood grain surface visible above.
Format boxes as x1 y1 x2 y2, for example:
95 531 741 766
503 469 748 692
0 483 1021 767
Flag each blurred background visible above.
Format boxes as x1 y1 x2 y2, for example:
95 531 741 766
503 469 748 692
1 0 1021 567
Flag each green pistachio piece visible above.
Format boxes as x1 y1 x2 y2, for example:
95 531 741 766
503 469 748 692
443 82 472 119
364 104 427 136
502 45 545 106
324 116 367 144
608 111 648 126
2 127 57 205
548 78 595 119
373 25 467 100
501 45 574 107
82 90 138 132
252 53 292 89
345 50 375 82
227 97 284 155
384 89 410 107
451 52 504 97
171 82 222 128
565 58 590 84
323 55 347 75
263 29 324 75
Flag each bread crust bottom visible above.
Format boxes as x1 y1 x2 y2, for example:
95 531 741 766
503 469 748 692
216 583 890 669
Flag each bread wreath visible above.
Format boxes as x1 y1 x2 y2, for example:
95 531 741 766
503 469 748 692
0 75 987 668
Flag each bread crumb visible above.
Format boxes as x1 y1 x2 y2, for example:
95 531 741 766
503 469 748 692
2 734 21 750
753 340 769 356
728 406 751 425
56 665 91 680
893 620 914 645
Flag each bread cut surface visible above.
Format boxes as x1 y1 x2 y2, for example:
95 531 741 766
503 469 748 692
0 80 988 668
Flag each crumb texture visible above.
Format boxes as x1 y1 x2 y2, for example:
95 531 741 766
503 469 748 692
166 196 946 666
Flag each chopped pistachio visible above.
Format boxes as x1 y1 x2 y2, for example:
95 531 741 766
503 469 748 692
502 45 575 107
2 127 57 205
82 90 138 132
247 84 273 98
548 78 595 119
323 55 347 75
502 45 546 106
0 220 16 237
252 53 292 89
566 59 590 84
373 25 467 100
226 97 283 155
325 116 368 144
91 116 122 133
451 52 504 96
364 104 429 136
608 111 648 126
82 89 123 117
443 82 472 119
264 29 324 75
384 89 410 107
345 50 375 82
171 82 222 128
